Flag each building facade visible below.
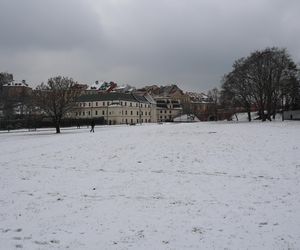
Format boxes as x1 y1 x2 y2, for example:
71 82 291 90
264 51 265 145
155 97 182 122
73 92 157 125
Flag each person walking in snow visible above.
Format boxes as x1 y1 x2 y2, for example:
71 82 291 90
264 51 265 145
90 119 95 133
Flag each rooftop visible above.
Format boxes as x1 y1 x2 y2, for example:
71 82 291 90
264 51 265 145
77 92 151 104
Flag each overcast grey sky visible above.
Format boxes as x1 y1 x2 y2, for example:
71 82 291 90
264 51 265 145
0 0 300 91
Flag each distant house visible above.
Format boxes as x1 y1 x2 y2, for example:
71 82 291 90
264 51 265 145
183 92 214 120
155 97 182 122
2 80 32 97
1 80 33 116
72 92 157 125
136 84 184 122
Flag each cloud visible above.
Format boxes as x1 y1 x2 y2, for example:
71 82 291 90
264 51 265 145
0 0 300 91
0 0 105 51
89 0 300 89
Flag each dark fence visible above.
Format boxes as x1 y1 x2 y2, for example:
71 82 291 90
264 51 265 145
0 116 105 131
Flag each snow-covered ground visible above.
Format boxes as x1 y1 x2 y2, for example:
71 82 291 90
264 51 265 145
1 122 300 250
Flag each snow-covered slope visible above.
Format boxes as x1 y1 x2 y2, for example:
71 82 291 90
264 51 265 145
0 122 300 249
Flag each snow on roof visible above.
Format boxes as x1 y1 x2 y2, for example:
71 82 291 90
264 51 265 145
186 91 211 103
3 81 29 87
88 81 105 90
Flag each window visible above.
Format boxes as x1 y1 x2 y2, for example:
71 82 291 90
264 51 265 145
164 110 167 113
125 102 127 106
130 102 132 107
107 102 109 106
145 111 147 115
89 102 91 107
88 111 91 115
160 110 162 113
96 102 98 106
75 112 78 116
125 110 127 115
136 103 138 107
102 110 105 115
137 111 139 115
169 111 172 114
83 111 85 116
149 112 151 116
121 101 123 105
130 111 133 115
141 119 143 123
103 102 105 106
95 111 98 115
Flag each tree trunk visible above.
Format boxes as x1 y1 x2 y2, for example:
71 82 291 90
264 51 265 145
261 110 266 121
55 124 60 133
54 116 61 133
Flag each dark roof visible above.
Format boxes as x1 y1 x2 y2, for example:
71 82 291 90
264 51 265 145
132 94 150 103
77 92 150 103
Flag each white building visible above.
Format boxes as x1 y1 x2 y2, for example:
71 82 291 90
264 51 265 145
73 92 157 125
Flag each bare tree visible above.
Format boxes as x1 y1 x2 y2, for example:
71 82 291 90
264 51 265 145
281 71 300 111
247 48 298 120
222 47 298 121
34 76 81 133
221 59 254 121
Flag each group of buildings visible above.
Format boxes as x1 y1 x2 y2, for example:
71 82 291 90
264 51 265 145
72 81 213 125
0 79 213 125
1 79 300 127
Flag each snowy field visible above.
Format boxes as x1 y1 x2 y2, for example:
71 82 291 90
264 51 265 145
1 121 300 250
